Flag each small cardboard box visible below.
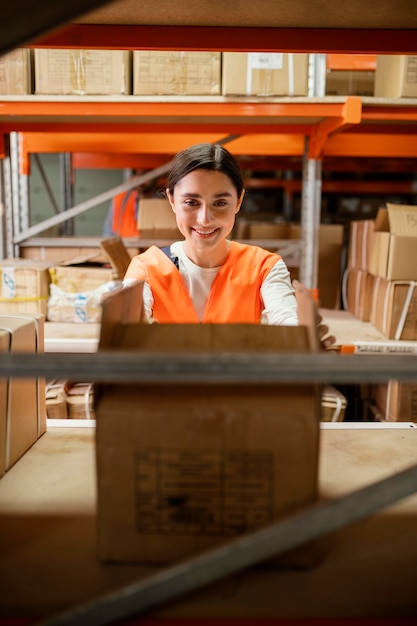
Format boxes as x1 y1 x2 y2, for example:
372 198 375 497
0 259 51 316
343 267 374 322
222 53 309 96
133 51 221 96
0 48 32 95
95 286 321 565
374 55 417 98
45 380 68 420
0 313 47 476
50 256 116 293
369 204 417 281
321 385 347 422
34 49 131 95
67 383 95 420
371 381 417 422
370 276 417 340
138 198 182 240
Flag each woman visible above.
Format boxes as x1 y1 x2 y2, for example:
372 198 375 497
123 142 298 325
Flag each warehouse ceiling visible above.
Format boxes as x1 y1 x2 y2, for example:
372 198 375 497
3 0 417 55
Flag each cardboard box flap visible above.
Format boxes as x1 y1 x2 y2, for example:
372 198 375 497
387 203 417 237
58 251 106 267
374 207 389 233
138 198 178 230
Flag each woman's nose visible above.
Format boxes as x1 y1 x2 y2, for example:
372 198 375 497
196 205 212 225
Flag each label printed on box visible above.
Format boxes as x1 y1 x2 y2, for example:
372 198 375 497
135 449 274 535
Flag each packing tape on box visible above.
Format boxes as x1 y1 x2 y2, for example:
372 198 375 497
246 52 294 96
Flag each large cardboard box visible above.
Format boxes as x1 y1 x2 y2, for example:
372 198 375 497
0 259 51 317
222 53 309 96
371 381 417 422
95 289 321 564
347 218 375 271
0 48 32 95
133 51 221 95
374 55 417 98
34 49 131 95
369 203 417 281
138 198 182 240
370 276 417 340
325 69 374 96
343 267 374 322
0 314 47 476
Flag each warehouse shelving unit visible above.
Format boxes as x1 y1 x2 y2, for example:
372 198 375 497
1 1 417 623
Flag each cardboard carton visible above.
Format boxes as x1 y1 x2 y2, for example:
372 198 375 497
34 49 131 95
321 385 347 422
0 48 32 95
0 258 51 316
370 276 417 340
369 204 417 281
371 381 417 422
95 287 321 564
137 198 182 240
347 218 375 271
374 55 417 98
0 314 47 476
343 267 374 322
222 53 309 96
133 51 221 96
325 69 374 96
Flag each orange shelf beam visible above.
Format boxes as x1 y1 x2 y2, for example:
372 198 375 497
326 54 377 71
29 24 417 55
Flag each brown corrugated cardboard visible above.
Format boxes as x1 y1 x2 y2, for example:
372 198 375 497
0 259 51 316
347 218 375 270
138 198 182 240
133 51 221 95
222 53 309 96
374 55 417 98
370 276 417 340
0 48 32 95
325 69 374 96
95 287 321 565
369 204 417 281
0 314 46 476
371 381 417 422
34 49 131 95
343 267 374 321
321 385 347 422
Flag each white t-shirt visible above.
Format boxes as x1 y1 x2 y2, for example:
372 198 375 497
124 241 298 325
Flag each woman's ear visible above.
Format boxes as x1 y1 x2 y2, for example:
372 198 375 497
166 189 175 212
235 189 245 214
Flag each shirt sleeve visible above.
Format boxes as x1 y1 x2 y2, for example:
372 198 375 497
260 258 299 325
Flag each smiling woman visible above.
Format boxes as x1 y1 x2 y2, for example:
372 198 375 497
124 142 299 325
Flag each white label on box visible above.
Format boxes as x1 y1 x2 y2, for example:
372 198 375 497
1 268 16 298
248 53 284 70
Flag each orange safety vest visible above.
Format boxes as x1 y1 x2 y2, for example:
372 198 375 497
124 241 281 323
111 190 139 237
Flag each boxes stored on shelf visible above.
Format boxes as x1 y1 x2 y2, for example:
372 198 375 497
370 381 417 422
34 49 131 95
374 55 417 98
67 383 95 420
138 198 182 240
133 51 221 95
50 259 115 293
343 267 374 322
222 53 309 96
0 48 32 95
370 276 417 340
0 313 47 477
95 294 321 564
0 259 51 316
347 218 375 271
369 204 417 281
45 380 68 420
325 69 375 96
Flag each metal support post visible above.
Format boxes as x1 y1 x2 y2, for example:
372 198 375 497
299 136 322 291
60 152 74 236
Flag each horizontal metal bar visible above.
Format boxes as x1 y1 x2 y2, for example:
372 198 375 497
1 351 417 384
39 462 417 626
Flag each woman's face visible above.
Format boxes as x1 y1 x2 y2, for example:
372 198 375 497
166 169 244 259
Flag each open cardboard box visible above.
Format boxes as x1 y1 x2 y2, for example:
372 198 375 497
138 198 182 240
94 282 322 565
369 203 417 281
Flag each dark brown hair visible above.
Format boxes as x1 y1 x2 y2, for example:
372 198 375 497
166 143 244 197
